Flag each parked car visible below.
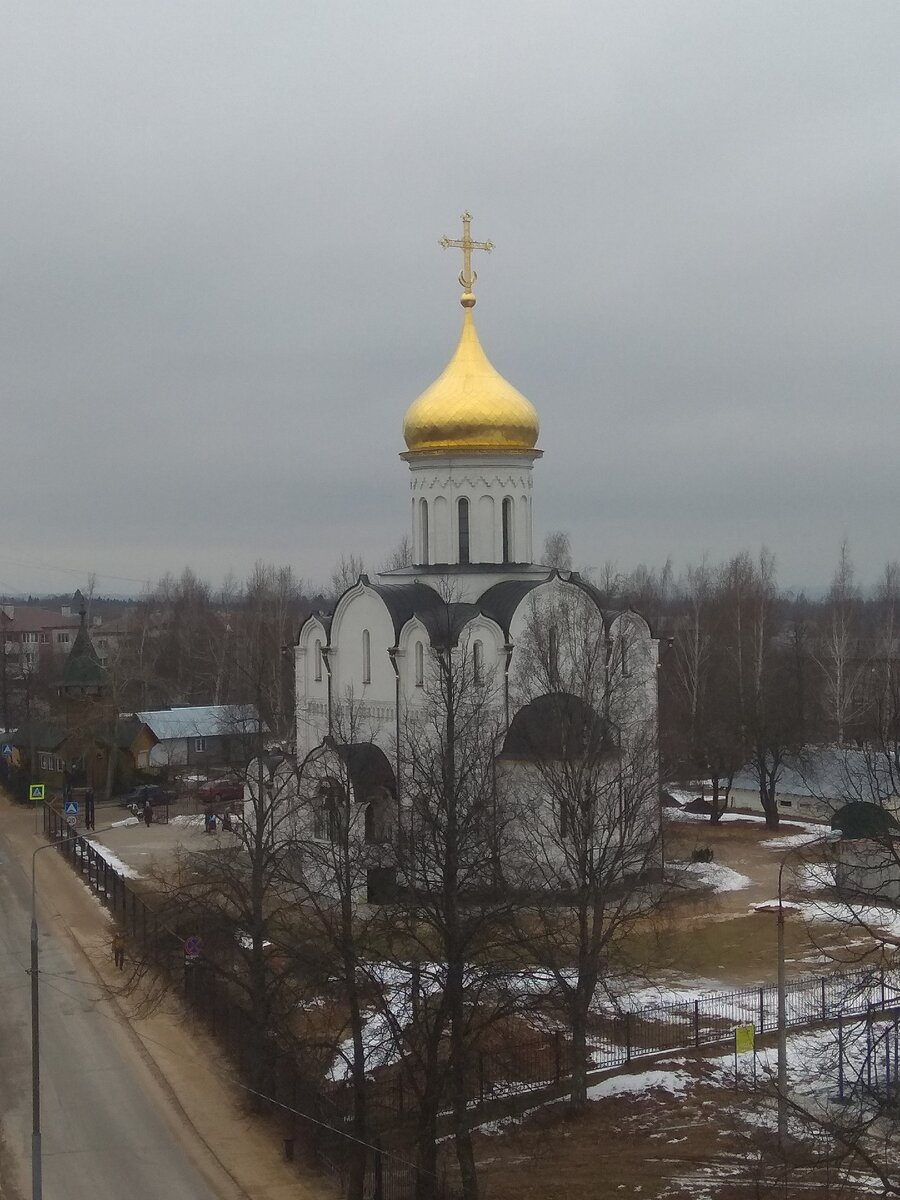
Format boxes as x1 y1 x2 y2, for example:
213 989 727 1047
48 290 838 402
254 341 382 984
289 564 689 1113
119 784 176 811
196 777 245 806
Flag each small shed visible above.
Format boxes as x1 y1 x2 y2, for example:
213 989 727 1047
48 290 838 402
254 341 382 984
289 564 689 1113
831 801 900 902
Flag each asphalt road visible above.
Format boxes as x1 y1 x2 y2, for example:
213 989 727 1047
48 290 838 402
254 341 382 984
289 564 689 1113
0 821 224 1200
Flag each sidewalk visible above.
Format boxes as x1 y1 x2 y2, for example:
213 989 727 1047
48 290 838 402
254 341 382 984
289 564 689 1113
2 796 332 1200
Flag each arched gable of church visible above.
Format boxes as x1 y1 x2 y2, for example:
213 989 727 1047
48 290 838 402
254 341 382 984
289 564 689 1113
328 577 400 700
506 575 608 703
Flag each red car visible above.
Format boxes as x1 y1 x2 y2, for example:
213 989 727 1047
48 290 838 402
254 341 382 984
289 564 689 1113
196 778 245 805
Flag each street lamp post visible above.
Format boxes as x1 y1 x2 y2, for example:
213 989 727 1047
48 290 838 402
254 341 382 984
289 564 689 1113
774 831 841 1147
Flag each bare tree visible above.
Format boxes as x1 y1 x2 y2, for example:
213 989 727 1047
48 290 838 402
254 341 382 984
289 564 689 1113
814 540 867 746
542 530 573 571
507 584 662 1107
390 623 512 1200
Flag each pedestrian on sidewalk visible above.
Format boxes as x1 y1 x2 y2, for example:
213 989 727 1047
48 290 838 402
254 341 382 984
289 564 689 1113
143 799 153 828
112 931 126 970
84 786 95 831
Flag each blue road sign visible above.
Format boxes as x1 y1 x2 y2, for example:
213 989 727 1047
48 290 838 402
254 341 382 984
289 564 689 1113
1 743 12 758
184 935 202 959
64 800 79 815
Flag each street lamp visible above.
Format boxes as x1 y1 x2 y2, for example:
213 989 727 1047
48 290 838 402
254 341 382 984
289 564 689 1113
30 820 118 1200
766 830 842 1147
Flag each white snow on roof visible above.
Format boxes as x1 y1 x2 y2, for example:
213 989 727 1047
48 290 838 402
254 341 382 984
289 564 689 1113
130 704 265 740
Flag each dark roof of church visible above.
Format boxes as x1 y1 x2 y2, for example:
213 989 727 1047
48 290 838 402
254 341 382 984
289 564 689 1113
365 581 450 640
500 692 613 762
328 740 396 798
476 579 542 635
58 617 105 689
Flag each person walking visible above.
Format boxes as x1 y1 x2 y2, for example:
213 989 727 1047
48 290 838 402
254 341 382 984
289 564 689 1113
84 786 95 831
112 931 126 970
143 798 153 828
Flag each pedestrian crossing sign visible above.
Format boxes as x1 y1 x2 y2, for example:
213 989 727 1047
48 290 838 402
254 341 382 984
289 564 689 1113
29 784 45 802
1 743 12 758
64 800 78 816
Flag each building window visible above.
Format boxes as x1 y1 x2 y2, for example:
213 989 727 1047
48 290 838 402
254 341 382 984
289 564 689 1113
415 642 424 687
420 499 429 566
473 639 483 684
39 633 49 644
548 627 558 683
620 635 631 678
502 497 514 563
362 629 371 684
56 632 69 644
314 639 323 682
458 497 470 564
195 737 206 752
22 632 38 644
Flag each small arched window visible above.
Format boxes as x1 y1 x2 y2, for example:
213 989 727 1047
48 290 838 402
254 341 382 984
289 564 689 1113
502 497 514 563
473 639 483 685
548 626 558 683
362 629 371 684
420 499 429 566
314 639 323 682
620 632 631 678
415 641 424 687
458 497 470 564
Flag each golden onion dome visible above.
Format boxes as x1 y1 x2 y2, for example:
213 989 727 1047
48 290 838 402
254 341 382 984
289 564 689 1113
402 306 540 456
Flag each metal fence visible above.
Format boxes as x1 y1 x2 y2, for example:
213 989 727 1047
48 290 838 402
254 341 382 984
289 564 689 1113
42 799 900 1193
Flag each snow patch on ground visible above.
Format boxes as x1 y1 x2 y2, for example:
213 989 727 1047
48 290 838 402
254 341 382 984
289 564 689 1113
111 816 140 828
587 1067 692 1100
85 839 142 879
171 814 206 828
681 861 752 893
762 830 820 850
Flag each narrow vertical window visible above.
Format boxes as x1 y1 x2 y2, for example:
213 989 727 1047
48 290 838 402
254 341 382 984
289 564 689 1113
548 626 558 683
362 629 371 684
473 639 483 684
502 497 514 563
420 499 429 566
415 641 424 687
458 497 470 564
314 639 323 682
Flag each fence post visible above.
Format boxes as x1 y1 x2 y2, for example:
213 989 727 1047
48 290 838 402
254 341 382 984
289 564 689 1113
625 1012 632 1063
554 1030 562 1082
693 1000 700 1048
882 967 887 1010
821 976 827 1021
759 987 765 1033
478 1052 485 1104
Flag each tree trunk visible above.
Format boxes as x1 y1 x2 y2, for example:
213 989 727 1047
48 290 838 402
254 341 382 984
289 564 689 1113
569 1005 588 1108
710 775 722 825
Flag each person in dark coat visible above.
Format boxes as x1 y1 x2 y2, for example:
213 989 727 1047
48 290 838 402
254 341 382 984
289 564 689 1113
112 931 126 970
143 799 153 828
84 787 95 831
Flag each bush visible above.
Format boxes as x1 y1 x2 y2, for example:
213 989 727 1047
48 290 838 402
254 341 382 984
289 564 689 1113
691 846 714 863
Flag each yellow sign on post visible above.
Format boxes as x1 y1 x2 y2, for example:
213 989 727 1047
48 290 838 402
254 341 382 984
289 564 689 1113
735 1023 755 1054
29 784 45 802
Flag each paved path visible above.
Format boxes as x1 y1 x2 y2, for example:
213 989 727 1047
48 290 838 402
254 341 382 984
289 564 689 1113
0 812 227 1200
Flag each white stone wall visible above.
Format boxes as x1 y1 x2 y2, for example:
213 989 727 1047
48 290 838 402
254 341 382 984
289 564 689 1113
407 453 537 566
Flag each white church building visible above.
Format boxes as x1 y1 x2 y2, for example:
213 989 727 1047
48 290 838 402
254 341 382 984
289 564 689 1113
282 215 661 902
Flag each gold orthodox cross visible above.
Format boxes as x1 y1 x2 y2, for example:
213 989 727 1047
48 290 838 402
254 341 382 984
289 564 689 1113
440 211 494 294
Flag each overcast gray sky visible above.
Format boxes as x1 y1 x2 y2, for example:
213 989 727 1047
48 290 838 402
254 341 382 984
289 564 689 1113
2 1 898 597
